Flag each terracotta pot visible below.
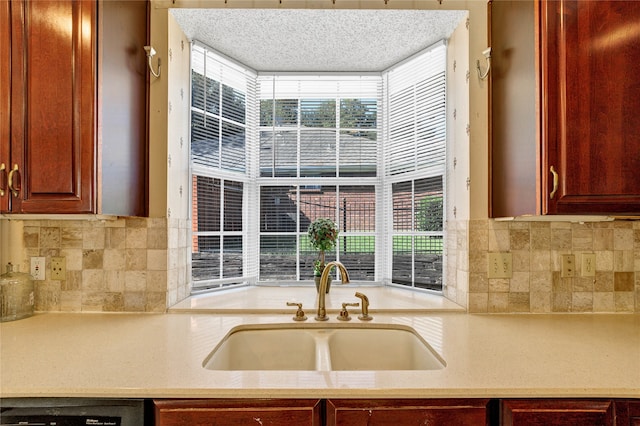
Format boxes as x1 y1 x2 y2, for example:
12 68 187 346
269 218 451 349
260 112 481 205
314 276 332 293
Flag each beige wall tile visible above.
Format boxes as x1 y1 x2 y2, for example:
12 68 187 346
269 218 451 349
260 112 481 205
488 229 510 252
512 250 531 272
510 228 530 250
530 292 551 313
614 227 634 250
469 228 488 250
147 270 168 292
124 291 146 312
82 249 104 269
83 227 105 250
125 271 147 292
61 227 83 248
61 248 83 271
530 250 551 272
530 223 551 250
614 272 634 291
103 249 126 270
105 270 126 292
82 270 105 291
40 227 61 248
550 227 572 250
106 227 127 249
23 227 40 248
614 250 634 271
104 292 125 312
147 249 168 271
63 271 82 291
552 292 571 312
488 292 509 313
530 271 553 292
593 228 614 251
59 291 82 312
468 292 488 313
469 272 488 292
510 271 530 292
593 292 615 312
572 292 593 312
126 227 148 249
594 271 614 292
489 278 509 293
615 292 634 312
81 292 106 311
509 292 530 312
126 249 147 270
595 250 614 271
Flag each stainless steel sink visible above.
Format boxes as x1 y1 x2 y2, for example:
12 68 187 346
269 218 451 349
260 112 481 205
202 323 445 371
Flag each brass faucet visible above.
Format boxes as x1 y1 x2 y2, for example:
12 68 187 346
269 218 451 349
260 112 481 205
315 261 350 321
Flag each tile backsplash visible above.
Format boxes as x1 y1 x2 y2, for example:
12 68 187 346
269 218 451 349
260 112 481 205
15 217 190 313
460 219 640 313
7 216 639 314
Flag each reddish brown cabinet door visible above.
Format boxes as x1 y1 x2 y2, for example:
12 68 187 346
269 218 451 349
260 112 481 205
1 0 148 215
0 0 13 212
326 399 491 426
541 0 640 215
8 0 97 213
615 400 640 426
501 399 614 426
153 399 322 426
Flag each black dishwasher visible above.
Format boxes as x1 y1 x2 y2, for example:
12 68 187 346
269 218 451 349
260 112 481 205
0 398 145 426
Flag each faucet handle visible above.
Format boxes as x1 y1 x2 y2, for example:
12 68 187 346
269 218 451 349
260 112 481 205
286 302 307 321
337 302 359 321
354 292 373 321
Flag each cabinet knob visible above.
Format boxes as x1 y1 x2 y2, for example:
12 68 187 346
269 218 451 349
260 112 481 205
549 166 559 199
8 164 21 198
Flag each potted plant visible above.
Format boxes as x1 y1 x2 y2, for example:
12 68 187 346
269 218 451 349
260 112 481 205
307 218 339 293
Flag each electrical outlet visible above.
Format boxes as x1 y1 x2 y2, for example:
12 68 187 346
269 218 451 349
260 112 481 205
51 256 66 280
582 253 596 277
561 254 576 278
487 252 512 278
30 257 45 280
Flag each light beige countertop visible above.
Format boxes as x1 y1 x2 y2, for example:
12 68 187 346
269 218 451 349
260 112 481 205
170 285 465 313
1 310 639 399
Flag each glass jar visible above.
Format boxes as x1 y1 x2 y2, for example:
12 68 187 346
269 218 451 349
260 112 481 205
0 263 35 322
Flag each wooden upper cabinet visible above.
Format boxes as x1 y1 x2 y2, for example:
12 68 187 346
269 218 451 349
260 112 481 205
489 0 539 218
8 0 96 213
1 0 148 215
491 0 640 217
541 0 640 215
0 0 10 212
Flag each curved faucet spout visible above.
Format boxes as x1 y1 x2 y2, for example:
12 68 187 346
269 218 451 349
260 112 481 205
315 261 350 321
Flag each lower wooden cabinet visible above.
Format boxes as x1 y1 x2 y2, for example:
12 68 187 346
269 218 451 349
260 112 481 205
327 398 491 426
153 399 322 426
615 400 640 426
153 398 638 426
502 399 614 426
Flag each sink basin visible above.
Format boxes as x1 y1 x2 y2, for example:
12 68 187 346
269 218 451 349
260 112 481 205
203 328 317 370
327 328 444 370
202 324 445 371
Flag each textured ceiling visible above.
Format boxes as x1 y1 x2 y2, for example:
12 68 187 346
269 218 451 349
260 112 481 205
170 9 467 72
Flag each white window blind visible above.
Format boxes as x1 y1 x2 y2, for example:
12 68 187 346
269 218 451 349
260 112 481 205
385 41 446 177
190 43 258 290
257 75 382 178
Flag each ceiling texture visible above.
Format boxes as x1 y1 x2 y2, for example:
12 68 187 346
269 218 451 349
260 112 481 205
170 9 467 72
